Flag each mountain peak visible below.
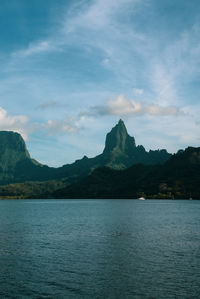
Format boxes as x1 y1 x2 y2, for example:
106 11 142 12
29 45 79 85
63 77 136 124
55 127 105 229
118 118 125 125
0 131 30 157
116 119 127 132
103 120 136 154
0 131 31 172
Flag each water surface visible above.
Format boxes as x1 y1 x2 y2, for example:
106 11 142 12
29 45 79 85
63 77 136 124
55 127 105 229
0 199 199 298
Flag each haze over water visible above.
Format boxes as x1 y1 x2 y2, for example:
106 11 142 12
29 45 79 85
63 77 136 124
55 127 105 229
0 199 199 298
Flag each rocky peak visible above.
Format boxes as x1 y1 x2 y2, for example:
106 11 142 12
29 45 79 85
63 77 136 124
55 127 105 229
0 131 29 155
103 119 136 155
0 131 30 171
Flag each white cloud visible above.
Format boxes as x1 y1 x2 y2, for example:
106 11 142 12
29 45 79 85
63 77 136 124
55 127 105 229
1 0 200 165
90 95 181 117
12 40 61 58
44 116 81 135
0 107 33 140
0 106 82 140
65 0 139 32
150 26 200 107
151 64 178 106
133 88 144 95
58 0 156 93
3 107 86 144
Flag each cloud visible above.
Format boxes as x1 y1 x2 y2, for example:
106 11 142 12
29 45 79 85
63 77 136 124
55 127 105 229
133 88 144 95
0 107 33 140
150 25 200 107
151 64 178 106
1 0 200 166
36 100 69 111
7 0 147 86
89 95 181 117
44 116 80 135
12 40 61 58
37 101 61 110
0 106 82 140
65 0 139 32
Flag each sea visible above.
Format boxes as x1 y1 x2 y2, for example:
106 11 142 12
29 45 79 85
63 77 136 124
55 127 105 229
0 199 199 299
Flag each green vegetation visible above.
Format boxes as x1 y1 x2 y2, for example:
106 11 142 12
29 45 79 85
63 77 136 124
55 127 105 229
1 122 199 199
0 179 69 199
0 120 171 186
54 147 200 199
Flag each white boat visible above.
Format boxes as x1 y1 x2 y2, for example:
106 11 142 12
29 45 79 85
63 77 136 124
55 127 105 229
138 197 145 200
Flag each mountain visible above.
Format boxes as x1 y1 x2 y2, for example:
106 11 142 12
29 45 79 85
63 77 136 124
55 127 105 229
59 119 171 179
0 120 171 185
0 131 31 169
101 119 170 168
103 119 136 154
0 146 199 199
0 131 59 184
0 125 199 199
54 147 200 199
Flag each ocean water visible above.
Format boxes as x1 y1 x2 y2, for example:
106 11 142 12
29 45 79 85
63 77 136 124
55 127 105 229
0 199 199 299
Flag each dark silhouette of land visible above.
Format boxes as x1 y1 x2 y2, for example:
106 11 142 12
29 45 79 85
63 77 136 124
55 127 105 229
0 120 199 199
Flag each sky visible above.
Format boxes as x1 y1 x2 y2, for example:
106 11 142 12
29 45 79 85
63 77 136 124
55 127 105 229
0 0 200 166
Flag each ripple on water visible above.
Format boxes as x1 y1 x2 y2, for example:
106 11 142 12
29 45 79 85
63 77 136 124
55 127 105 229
0 199 200 298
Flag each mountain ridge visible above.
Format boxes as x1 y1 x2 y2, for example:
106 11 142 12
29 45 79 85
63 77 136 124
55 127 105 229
0 120 171 185
0 122 199 198
1 145 199 199
54 146 200 199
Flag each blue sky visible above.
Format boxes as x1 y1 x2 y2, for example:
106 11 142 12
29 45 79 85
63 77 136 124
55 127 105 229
0 0 200 166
